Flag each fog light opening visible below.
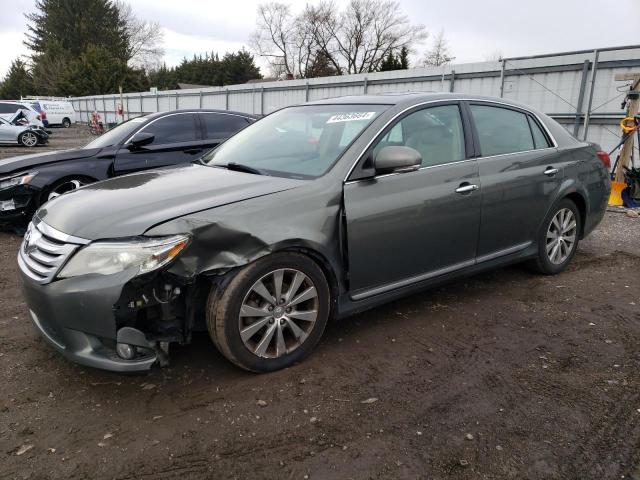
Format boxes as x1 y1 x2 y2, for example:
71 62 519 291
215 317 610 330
116 342 136 360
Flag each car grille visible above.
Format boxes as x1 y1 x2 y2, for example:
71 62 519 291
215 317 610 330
18 220 88 284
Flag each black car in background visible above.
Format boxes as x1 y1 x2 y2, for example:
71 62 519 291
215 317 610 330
0 109 258 225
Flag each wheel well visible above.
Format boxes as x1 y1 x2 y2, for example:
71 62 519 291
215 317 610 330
38 174 98 206
564 192 586 238
280 247 341 305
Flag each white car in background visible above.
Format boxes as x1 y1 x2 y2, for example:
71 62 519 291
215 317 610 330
0 115 49 147
30 100 76 128
0 101 46 128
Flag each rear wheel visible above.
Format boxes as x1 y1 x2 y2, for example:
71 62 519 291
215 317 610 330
62 118 71 128
207 252 330 372
19 131 38 147
530 198 581 275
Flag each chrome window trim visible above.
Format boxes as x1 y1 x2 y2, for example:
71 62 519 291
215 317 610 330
123 111 253 145
32 217 90 245
342 97 559 183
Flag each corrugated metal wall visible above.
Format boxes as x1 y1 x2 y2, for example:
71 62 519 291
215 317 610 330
71 45 640 155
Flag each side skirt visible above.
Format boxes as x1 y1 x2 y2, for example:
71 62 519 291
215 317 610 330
337 242 536 319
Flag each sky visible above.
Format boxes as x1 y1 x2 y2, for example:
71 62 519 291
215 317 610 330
0 0 639 78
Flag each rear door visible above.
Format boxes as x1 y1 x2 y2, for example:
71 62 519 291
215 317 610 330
467 102 562 259
113 112 202 174
0 119 16 142
344 102 482 298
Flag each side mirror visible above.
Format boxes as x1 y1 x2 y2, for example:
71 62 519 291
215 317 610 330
374 146 422 174
128 132 154 149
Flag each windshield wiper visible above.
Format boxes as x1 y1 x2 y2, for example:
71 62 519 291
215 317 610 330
219 162 266 176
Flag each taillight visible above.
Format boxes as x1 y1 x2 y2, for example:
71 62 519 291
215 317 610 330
596 151 610 169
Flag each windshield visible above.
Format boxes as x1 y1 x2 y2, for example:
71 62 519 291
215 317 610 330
202 104 388 178
83 117 148 149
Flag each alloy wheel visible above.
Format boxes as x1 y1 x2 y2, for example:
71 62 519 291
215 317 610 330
238 268 319 359
48 179 86 201
21 132 38 147
546 208 577 265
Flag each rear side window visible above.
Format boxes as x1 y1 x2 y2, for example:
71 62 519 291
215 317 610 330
0 103 18 114
143 113 198 144
201 113 248 139
528 116 551 149
470 105 534 156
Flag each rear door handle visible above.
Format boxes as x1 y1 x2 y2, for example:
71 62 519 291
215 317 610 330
544 167 559 176
455 183 479 194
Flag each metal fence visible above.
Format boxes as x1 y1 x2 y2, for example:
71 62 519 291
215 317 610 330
69 44 640 155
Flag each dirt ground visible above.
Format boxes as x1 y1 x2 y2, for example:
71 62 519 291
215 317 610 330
0 209 637 480
0 125 93 161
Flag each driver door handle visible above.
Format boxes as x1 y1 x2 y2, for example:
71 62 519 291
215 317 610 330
544 167 559 176
455 183 479 194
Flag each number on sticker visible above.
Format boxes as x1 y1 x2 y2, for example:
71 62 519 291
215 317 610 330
326 112 376 124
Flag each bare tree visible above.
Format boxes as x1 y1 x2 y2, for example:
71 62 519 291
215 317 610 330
251 0 427 78
423 30 455 67
116 1 165 70
250 2 299 77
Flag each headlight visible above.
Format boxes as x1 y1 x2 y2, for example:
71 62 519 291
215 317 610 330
58 235 190 278
0 172 37 190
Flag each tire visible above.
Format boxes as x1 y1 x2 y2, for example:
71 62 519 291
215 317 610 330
19 131 39 148
207 252 331 372
62 118 71 128
41 177 92 205
529 198 581 275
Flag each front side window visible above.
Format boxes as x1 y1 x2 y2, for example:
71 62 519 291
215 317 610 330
83 117 148 149
373 104 465 167
143 113 198 144
470 105 535 156
203 104 388 178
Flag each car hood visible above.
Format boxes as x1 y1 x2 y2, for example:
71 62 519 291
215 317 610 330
37 164 306 240
0 148 100 176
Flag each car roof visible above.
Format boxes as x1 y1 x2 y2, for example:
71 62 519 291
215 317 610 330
304 92 540 112
143 109 260 121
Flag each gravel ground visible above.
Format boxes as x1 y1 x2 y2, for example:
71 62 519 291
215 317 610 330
0 125 93 161
0 210 639 480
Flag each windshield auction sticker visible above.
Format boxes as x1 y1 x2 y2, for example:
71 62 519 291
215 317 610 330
326 112 377 123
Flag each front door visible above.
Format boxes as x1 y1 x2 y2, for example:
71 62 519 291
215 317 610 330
113 113 203 175
344 103 481 299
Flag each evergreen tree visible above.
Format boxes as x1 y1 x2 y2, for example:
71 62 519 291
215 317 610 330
306 50 339 78
399 46 409 69
0 59 34 99
379 51 401 71
25 0 128 62
220 49 262 85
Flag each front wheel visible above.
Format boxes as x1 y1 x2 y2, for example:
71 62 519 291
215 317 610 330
530 198 581 275
19 131 39 147
44 177 91 203
207 252 331 372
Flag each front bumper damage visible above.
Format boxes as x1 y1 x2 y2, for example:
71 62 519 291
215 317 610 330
0 184 37 224
17 220 205 373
